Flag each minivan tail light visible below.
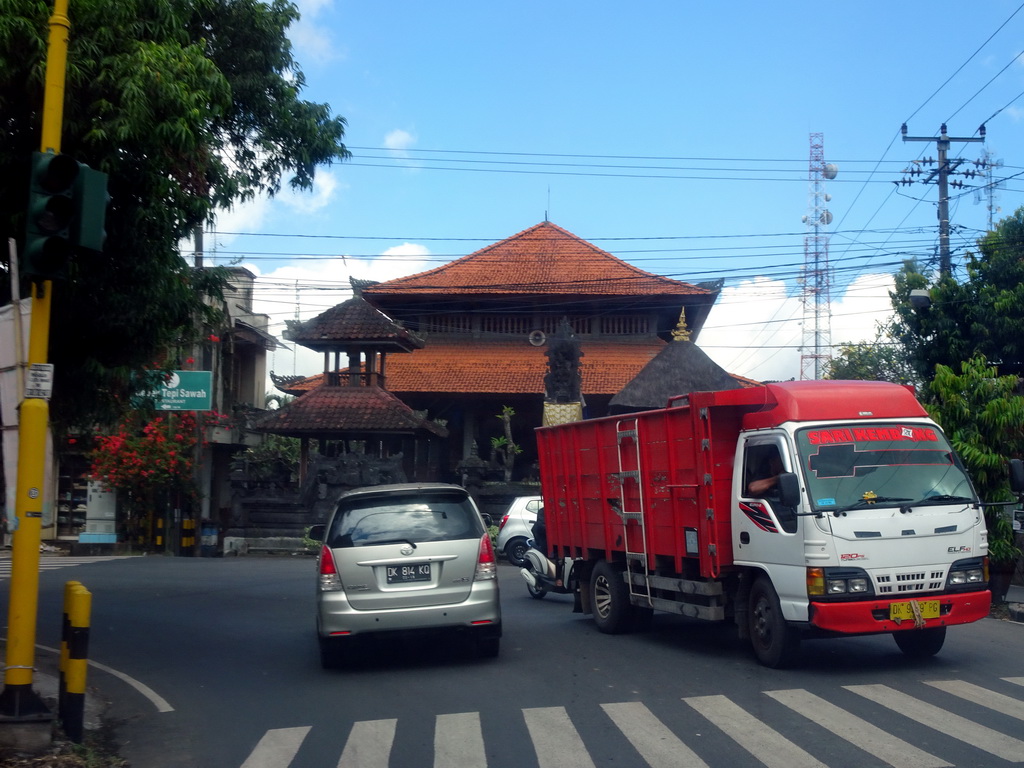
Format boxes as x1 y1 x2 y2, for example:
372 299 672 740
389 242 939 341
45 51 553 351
319 545 343 591
475 533 497 581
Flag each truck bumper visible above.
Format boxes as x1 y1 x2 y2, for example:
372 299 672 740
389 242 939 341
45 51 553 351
808 590 991 634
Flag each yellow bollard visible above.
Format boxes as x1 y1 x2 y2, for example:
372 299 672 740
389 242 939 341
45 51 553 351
59 584 91 743
58 580 82 707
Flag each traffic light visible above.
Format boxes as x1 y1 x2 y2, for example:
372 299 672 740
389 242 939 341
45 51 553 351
22 152 109 283
23 151 79 282
72 163 108 252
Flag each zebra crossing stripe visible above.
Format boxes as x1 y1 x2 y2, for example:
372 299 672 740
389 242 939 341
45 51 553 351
1005 677 1024 688
684 694 826 768
845 684 1024 763
239 726 310 768
523 706 595 768
435 712 486 768
337 719 396 768
764 688 949 768
601 701 709 768
925 679 1024 721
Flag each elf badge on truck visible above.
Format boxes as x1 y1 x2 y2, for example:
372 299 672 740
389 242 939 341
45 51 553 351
535 380 996 668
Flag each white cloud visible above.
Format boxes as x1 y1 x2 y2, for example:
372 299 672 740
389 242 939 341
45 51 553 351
289 0 344 66
206 197 273 249
830 273 895 344
382 130 420 170
697 273 895 383
280 170 343 213
384 129 416 151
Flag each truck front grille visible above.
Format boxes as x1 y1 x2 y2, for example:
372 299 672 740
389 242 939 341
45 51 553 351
874 569 946 595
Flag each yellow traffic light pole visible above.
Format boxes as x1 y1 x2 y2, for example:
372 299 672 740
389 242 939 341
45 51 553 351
0 0 70 720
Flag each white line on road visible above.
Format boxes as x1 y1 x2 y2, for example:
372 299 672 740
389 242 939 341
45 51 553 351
684 693 827 768
240 726 311 768
37 643 174 713
925 679 1024 721
765 688 949 768
601 701 709 768
846 683 1024 763
523 706 596 768
435 712 487 768
337 719 396 768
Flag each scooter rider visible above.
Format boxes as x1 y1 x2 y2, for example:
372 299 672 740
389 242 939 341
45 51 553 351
531 504 547 556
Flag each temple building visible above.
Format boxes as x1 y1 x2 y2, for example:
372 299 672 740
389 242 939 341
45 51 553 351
273 220 735 483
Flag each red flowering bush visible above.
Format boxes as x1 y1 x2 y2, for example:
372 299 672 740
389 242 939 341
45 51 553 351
89 412 200 499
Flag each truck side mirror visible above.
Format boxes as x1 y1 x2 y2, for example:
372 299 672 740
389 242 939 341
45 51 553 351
1010 459 1024 494
778 472 800 508
308 524 325 542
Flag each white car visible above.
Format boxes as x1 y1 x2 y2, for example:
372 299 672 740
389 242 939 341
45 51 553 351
495 496 543 567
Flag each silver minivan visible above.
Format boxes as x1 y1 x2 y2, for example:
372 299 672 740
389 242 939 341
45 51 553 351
313 483 501 668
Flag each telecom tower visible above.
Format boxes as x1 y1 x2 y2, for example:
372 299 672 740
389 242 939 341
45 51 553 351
799 133 836 381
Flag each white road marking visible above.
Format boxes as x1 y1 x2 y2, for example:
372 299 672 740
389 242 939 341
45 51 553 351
435 712 486 768
601 700 709 767
336 719 396 768
685 693 826 768
846 683 1024 762
523 706 595 768
36 643 174 713
765 688 948 768
925 679 1024 721
240 726 310 768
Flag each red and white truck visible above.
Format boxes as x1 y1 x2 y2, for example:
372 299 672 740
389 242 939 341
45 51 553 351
534 380 993 667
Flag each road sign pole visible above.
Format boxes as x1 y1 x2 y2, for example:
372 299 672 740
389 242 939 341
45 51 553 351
1 0 69 726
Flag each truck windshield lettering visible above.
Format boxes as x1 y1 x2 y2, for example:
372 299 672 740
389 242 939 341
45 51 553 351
795 423 973 512
808 444 953 479
805 426 938 445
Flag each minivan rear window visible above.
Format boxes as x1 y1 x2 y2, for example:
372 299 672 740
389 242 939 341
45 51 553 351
327 492 483 548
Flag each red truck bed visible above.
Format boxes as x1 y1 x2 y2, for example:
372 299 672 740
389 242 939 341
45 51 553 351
536 397 744 578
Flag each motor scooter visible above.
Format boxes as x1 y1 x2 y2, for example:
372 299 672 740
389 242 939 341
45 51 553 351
519 539 576 600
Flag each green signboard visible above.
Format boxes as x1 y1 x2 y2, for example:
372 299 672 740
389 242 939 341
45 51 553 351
151 370 213 411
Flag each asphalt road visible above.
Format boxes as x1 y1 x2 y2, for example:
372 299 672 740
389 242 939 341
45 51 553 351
6 554 1024 767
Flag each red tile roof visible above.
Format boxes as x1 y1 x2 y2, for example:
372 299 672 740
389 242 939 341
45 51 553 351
284 296 423 352
362 221 713 298
252 385 448 436
277 339 669 396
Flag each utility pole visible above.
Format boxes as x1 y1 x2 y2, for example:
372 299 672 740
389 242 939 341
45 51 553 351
0 0 70 730
900 123 986 277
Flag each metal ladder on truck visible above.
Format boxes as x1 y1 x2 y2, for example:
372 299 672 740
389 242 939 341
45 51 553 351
615 419 653 607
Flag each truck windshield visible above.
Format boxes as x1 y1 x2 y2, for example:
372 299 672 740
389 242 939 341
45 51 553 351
794 423 975 514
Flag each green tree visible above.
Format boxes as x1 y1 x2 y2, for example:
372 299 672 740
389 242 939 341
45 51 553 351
926 356 1024 564
0 0 349 433
824 329 920 386
889 209 1024 382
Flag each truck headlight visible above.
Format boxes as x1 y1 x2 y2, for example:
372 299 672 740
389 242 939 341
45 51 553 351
826 579 846 594
946 557 985 588
809 567 874 599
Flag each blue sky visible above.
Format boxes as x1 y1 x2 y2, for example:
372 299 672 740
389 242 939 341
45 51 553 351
203 1 1024 383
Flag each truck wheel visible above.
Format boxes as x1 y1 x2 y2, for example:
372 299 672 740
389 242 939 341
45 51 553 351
591 561 633 634
504 537 529 567
748 576 800 668
893 626 946 658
